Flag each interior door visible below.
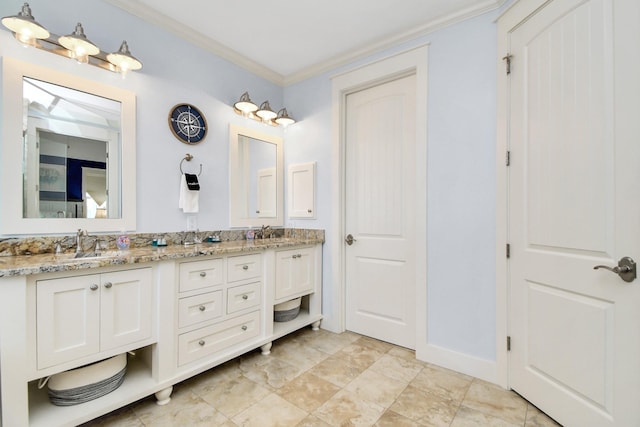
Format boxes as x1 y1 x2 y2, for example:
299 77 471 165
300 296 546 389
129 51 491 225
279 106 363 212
507 0 640 425
345 74 416 349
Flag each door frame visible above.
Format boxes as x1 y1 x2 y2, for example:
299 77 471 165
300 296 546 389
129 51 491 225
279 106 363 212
328 45 429 358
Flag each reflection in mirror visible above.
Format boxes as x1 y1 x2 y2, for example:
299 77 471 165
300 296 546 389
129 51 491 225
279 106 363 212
1 57 136 235
229 124 283 227
23 77 119 219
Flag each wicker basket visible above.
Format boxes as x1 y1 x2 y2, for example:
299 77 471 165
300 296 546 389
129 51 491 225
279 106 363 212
274 297 301 322
46 354 127 406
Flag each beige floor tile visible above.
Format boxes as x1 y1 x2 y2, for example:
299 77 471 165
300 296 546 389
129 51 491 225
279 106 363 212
461 380 528 425
270 337 331 371
313 388 386 426
132 387 230 426
276 371 341 412
240 354 303 389
296 414 334 427
525 403 562 427
232 393 308 427
344 368 408 408
297 329 361 355
369 353 424 383
334 342 387 371
308 353 365 387
410 364 473 405
80 331 558 427
387 346 420 362
354 336 395 353
451 406 521 427
80 406 143 426
375 410 425 427
389 384 457 426
192 374 271 418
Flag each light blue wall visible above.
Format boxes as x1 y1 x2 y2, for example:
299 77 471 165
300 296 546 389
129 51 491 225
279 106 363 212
284 10 504 361
1 0 506 363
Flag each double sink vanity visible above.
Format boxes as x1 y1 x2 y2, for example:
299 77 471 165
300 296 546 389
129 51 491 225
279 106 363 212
0 51 322 426
0 230 323 426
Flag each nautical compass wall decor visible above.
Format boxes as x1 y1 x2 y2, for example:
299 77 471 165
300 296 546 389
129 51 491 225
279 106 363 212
168 104 208 144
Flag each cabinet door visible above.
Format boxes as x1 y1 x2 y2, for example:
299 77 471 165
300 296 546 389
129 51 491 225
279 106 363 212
37 275 101 369
288 162 316 218
100 268 153 350
275 247 315 301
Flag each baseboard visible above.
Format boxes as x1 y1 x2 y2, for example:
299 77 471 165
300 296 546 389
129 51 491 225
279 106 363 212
417 343 499 385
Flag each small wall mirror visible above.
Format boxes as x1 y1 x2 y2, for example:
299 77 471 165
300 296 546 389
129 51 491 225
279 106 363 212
229 124 283 227
1 58 136 235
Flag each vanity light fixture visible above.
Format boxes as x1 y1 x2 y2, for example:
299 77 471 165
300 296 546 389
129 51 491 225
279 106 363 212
232 92 296 127
58 23 99 64
0 2 48 46
1 2 143 76
233 91 258 115
255 100 278 122
275 108 295 127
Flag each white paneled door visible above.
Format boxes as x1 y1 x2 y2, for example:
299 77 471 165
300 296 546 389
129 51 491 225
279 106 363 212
506 0 640 425
345 74 416 349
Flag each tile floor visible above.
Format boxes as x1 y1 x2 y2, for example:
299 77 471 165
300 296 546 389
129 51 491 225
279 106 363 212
84 328 561 426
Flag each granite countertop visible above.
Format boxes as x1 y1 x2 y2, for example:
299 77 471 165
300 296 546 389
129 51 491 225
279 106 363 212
0 237 323 278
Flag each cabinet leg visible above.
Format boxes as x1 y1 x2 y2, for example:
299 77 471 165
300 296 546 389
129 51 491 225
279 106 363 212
311 320 321 331
260 342 273 355
155 386 173 405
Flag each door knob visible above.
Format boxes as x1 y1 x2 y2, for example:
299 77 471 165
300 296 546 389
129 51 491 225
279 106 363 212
345 234 356 245
593 256 636 283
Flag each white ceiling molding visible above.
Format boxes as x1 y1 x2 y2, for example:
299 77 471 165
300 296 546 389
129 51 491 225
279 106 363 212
105 0 506 87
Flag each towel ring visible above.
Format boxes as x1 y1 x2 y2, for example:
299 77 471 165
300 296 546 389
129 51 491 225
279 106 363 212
180 153 202 176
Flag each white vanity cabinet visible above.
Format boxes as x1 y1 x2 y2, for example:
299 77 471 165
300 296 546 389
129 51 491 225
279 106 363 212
0 239 323 427
36 268 153 369
275 246 316 301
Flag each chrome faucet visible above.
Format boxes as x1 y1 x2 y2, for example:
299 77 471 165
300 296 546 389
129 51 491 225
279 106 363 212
75 229 87 254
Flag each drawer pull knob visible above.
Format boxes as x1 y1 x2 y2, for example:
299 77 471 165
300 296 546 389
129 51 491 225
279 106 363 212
242 265 249 271
104 282 113 289
90 284 98 291
241 325 248 331
199 305 206 311
242 294 248 300
200 272 207 277
199 340 205 346
308 209 312 213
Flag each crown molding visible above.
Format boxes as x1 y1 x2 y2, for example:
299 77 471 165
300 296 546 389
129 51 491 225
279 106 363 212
106 0 506 87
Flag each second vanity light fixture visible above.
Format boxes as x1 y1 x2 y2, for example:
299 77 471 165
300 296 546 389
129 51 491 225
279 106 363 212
1 3 142 76
233 92 296 127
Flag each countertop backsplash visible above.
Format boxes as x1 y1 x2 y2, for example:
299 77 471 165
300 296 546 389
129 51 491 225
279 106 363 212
0 228 324 257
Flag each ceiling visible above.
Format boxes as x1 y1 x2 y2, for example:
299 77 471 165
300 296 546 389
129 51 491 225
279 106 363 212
105 0 505 86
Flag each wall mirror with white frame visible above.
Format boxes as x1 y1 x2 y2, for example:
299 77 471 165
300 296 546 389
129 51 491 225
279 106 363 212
0 57 137 235
229 123 283 228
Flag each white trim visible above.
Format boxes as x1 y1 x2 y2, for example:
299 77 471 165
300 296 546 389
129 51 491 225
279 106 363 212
423 344 498 384
328 46 428 354
105 0 505 86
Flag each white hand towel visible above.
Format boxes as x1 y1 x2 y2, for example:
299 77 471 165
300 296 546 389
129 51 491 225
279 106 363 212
179 174 199 213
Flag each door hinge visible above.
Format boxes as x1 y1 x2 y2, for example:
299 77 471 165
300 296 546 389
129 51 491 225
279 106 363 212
506 150 511 166
507 336 511 351
506 243 511 259
503 54 512 75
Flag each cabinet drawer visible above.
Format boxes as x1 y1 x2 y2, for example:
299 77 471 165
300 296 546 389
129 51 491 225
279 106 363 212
179 258 223 292
178 290 223 328
178 311 261 366
227 281 261 314
227 254 262 283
